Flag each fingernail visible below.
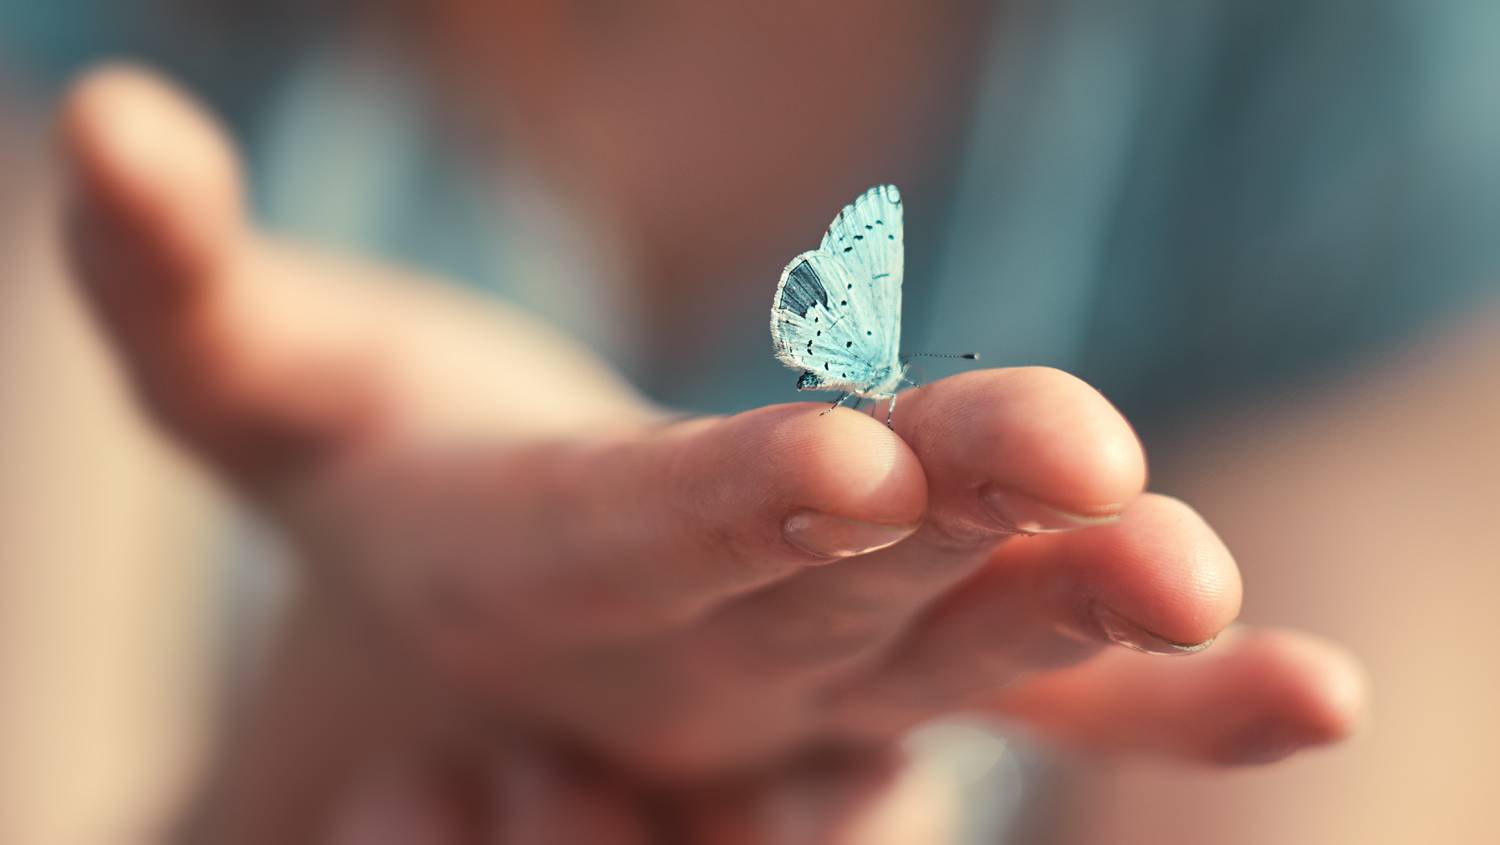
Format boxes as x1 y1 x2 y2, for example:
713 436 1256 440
783 510 916 559
1092 603 1216 656
980 485 1121 534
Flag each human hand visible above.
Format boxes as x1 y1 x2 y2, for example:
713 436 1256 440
58 66 1366 842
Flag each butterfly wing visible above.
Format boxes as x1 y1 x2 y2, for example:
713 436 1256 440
771 251 887 392
770 185 905 394
819 185 904 379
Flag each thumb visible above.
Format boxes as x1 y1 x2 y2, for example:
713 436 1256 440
58 64 379 486
59 63 242 310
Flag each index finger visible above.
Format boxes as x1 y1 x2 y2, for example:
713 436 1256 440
305 402 929 665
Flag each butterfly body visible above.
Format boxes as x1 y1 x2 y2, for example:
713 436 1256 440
771 185 907 404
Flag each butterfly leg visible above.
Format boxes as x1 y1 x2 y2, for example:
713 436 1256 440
820 392 853 416
884 391 899 429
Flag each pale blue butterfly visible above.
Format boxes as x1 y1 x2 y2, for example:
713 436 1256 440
771 184 972 426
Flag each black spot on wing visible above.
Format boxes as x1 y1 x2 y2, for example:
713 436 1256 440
779 259 830 317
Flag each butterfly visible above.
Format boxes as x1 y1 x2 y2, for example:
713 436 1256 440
771 184 925 425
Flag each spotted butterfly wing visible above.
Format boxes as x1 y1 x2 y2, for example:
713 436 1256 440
771 185 905 396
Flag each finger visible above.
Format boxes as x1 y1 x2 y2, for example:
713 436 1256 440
319 404 928 668
58 64 378 484
829 494 1240 734
987 627 1368 765
693 368 1146 676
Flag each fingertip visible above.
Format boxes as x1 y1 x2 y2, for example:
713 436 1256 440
1148 629 1372 766
1014 367 1147 510
1317 647 1372 743
1060 495 1243 651
59 62 243 291
789 405 928 527
900 368 1146 521
1147 497 1244 645
725 404 928 531
1236 630 1371 746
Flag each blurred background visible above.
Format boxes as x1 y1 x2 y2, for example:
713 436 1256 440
1 1 1497 842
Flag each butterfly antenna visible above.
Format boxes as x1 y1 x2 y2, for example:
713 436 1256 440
899 352 980 362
